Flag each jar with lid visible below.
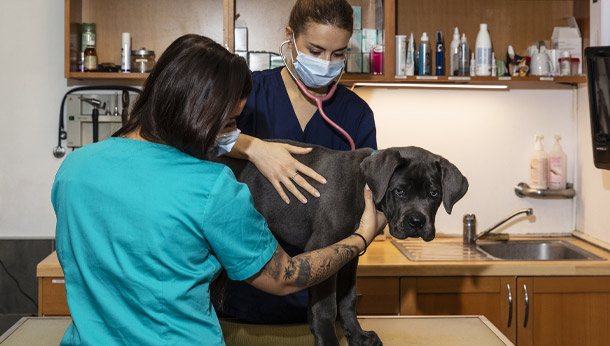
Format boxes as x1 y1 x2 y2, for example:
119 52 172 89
131 48 155 73
559 50 571 76
80 23 96 72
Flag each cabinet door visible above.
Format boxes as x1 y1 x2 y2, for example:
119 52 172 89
356 277 400 315
517 276 610 346
400 277 516 344
38 277 70 316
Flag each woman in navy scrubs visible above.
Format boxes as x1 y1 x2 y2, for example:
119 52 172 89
218 0 378 324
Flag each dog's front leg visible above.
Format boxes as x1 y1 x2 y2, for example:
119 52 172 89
337 258 382 346
308 274 340 346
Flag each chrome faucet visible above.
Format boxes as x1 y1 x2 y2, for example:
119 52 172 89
463 208 534 246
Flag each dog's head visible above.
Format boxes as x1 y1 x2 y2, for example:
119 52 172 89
360 147 468 242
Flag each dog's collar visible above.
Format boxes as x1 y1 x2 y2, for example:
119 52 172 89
370 150 378 156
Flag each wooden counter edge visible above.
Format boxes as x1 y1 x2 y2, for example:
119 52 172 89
37 236 610 279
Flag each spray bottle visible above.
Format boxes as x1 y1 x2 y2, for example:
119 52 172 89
449 27 460 76
435 31 444 76
457 33 469 76
418 32 431 75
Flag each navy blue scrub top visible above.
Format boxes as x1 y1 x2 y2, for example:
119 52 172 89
218 67 377 324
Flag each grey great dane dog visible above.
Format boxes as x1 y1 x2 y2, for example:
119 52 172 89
214 140 468 346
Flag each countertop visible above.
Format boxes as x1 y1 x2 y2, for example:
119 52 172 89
356 236 610 277
38 236 610 279
1 316 513 346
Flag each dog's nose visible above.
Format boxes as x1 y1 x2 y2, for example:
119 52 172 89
407 213 426 229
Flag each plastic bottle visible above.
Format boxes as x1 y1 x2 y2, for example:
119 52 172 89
491 52 497 76
456 33 469 76
469 52 476 76
530 135 548 189
450 27 460 76
549 135 567 190
418 32 431 75
406 32 415 76
435 31 444 76
475 23 492 76
121 32 131 73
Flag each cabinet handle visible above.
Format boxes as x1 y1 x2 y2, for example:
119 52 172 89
507 283 513 328
51 279 65 284
523 283 529 328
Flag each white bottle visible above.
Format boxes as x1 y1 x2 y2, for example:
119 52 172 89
475 23 492 76
449 27 460 76
491 52 497 76
549 135 567 190
530 135 548 189
121 32 131 73
469 52 476 76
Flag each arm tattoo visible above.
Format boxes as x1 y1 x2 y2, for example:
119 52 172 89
289 243 358 288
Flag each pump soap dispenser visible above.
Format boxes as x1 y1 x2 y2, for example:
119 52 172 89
530 135 548 189
549 135 567 190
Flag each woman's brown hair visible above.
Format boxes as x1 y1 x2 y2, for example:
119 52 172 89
114 34 252 159
288 0 354 37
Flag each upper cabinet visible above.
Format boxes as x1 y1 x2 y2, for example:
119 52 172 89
64 0 222 81
64 0 589 88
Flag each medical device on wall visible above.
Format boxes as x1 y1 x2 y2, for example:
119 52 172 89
53 86 140 158
585 46 610 170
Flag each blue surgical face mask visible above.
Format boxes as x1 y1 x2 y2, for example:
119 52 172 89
213 128 241 157
291 34 345 89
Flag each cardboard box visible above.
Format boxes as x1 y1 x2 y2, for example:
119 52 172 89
352 6 362 30
234 27 248 52
362 29 377 53
349 29 362 52
248 52 270 71
551 18 582 74
347 52 363 73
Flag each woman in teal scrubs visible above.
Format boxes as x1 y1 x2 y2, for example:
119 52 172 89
52 34 385 345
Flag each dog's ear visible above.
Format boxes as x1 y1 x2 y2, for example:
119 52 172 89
360 149 404 204
438 157 469 214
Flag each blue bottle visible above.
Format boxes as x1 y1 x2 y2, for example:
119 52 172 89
435 31 444 76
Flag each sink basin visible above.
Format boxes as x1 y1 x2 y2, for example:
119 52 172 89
391 239 607 261
477 240 605 261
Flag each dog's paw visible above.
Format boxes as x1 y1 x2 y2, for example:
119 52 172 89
349 330 382 346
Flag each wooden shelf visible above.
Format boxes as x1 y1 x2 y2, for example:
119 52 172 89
67 72 149 80
64 0 590 91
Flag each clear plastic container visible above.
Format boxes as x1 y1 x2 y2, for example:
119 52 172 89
131 48 155 73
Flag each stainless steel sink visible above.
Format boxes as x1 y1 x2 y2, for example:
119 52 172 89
392 239 607 261
477 240 605 261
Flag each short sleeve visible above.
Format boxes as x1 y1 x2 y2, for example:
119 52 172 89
202 167 278 281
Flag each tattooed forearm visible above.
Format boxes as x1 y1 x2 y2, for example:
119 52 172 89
255 235 363 294
286 243 359 289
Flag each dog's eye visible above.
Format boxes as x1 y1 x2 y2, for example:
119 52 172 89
429 190 439 198
394 188 406 198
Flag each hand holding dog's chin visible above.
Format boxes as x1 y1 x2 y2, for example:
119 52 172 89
356 185 387 245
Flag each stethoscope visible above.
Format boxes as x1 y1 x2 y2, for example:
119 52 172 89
280 39 356 151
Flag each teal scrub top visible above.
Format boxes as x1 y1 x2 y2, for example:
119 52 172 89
52 137 278 346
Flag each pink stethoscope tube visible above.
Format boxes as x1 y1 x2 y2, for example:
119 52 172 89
293 79 355 151
280 39 356 151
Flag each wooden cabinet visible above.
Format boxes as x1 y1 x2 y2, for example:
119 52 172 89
38 277 70 316
355 277 400 315
517 277 610 346
64 0 587 88
395 276 610 346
